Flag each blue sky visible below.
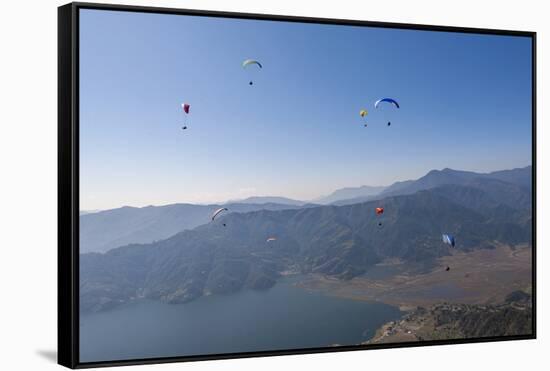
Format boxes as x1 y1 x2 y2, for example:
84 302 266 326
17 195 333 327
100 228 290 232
79 9 532 210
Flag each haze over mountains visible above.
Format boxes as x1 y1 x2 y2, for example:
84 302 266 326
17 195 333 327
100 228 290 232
81 166 530 253
331 166 532 206
313 185 387 205
80 166 532 313
228 196 307 206
80 202 309 253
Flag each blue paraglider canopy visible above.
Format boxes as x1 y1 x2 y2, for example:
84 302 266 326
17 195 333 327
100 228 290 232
375 98 400 109
442 234 456 248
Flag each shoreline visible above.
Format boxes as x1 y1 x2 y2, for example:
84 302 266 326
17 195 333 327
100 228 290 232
291 245 532 345
293 244 531 310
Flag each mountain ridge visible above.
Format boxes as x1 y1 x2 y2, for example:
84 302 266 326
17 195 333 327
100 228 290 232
79 166 531 253
80 201 309 253
226 196 307 206
331 165 531 206
313 185 386 205
80 178 532 313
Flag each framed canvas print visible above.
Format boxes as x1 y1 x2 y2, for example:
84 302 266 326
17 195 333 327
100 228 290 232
58 2 536 368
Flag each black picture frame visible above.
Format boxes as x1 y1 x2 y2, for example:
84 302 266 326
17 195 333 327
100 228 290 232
58 2 537 368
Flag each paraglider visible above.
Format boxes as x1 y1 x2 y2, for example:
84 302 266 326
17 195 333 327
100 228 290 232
266 237 277 242
442 234 456 248
211 207 228 221
181 103 190 130
360 109 368 127
374 98 400 109
374 98 399 126
376 207 384 227
242 59 262 85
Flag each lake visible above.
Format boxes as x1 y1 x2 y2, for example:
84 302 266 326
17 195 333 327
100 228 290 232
80 276 402 362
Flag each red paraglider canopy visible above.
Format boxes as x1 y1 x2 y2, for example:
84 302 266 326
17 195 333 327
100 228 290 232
182 103 190 114
375 207 384 215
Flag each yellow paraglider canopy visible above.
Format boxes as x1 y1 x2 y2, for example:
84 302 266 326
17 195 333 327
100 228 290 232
359 109 368 117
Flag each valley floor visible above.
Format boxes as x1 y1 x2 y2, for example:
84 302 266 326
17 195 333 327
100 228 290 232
296 244 533 343
296 244 532 309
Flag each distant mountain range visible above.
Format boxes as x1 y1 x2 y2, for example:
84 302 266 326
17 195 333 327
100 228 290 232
80 210 101 216
313 185 386 205
228 196 307 206
332 166 531 206
80 202 309 253
81 166 531 253
80 166 532 313
382 166 532 197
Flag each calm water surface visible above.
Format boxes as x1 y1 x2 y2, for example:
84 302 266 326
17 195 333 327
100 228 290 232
80 276 402 362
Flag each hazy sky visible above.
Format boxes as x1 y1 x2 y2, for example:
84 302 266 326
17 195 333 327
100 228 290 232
79 9 532 210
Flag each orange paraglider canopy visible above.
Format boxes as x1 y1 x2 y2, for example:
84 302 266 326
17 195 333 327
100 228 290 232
375 207 384 215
